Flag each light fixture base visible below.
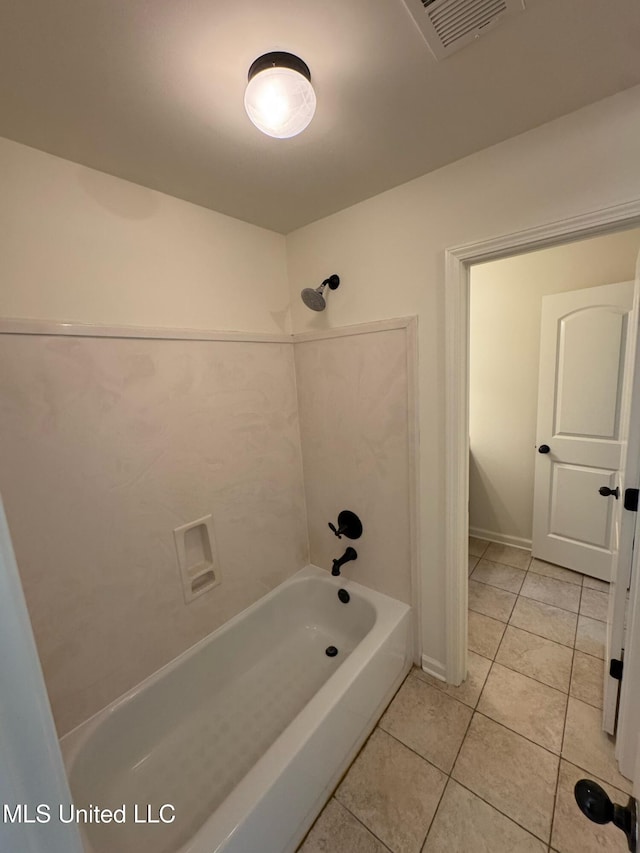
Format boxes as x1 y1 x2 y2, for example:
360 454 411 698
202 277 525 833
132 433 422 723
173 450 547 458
248 52 311 83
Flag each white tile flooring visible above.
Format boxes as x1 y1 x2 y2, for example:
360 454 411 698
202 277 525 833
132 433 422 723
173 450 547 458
298 539 631 853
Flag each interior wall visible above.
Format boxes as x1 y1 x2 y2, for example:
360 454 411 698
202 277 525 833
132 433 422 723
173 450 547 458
0 137 291 334
0 333 308 736
294 326 413 605
286 84 640 673
469 228 640 547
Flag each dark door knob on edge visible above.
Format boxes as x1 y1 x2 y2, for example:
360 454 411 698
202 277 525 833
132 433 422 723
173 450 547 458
538 444 551 454
574 778 637 851
599 486 620 499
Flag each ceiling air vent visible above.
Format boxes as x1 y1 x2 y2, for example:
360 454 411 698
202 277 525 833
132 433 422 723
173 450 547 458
403 0 525 60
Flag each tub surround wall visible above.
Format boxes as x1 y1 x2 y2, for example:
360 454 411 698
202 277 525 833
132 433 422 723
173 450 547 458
0 333 308 736
294 325 414 605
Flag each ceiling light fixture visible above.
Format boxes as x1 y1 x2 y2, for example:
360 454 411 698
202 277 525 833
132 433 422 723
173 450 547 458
244 52 316 139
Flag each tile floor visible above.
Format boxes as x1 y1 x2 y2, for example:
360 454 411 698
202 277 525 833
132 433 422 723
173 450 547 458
298 539 631 853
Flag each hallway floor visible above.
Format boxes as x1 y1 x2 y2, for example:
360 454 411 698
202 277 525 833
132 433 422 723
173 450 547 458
298 540 631 853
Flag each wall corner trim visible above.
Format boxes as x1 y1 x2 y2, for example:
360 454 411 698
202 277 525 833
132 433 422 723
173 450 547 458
0 318 291 344
0 315 419 347
292 316 415 343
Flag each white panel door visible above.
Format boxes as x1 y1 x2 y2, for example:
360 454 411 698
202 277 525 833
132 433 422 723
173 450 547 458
532 281 635 580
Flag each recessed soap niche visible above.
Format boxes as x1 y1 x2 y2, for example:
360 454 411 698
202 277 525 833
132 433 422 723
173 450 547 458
173 514 220 603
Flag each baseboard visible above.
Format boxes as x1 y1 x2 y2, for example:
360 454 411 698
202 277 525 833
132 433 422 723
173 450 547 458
421 654 446 682
469 526 532 551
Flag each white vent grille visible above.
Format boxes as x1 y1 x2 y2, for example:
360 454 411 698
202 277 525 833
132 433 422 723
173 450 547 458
403 0 525 60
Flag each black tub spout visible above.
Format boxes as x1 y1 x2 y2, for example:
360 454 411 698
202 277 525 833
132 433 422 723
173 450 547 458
331 547 357 576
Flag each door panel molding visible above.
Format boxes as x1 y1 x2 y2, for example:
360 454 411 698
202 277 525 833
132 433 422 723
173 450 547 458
533 282 633 573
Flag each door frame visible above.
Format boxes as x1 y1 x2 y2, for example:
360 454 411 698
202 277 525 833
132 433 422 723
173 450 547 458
616 453 640 784
444 198 640 686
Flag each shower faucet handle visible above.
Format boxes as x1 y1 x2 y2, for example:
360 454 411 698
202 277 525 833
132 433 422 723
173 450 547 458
328 510 363 541
328 522 343 539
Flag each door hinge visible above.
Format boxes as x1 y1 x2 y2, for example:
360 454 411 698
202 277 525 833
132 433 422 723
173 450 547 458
610 658 624 680
624 487 639 512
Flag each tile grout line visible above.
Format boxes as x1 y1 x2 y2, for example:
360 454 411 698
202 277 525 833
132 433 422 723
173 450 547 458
334 664 478 853
548 581 581 849
445 775 553 847
471 707 565 761
470 571 571 756
418 768 453 849
378 725 458 776
452 665 558 843
490 647 572 696
420 677 482 850
507 584 581 617
459 569 565 845
499 612 576 648
472 572 584 616
409 659 551 849
466 552 617 850
332 799 395 852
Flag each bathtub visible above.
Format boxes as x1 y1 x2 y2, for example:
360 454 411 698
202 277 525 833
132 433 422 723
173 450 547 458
61 565 412 853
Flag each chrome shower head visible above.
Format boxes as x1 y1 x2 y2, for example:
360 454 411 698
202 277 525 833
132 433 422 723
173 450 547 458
301 286 327 311
300 275 340 312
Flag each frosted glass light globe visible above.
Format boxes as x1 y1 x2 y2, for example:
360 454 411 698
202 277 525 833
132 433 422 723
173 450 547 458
244 65 316 139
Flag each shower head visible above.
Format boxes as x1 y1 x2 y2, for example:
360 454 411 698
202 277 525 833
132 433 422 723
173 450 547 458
301 287 327 311
300 274 340 312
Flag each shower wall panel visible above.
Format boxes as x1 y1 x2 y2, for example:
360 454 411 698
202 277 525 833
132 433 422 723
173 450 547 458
294 327 413 604
0 334 308 736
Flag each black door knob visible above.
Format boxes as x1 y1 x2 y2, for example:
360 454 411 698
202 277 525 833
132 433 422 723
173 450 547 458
574 779 637 851
599 486 620 499
575 779 614 824
538 444 551 454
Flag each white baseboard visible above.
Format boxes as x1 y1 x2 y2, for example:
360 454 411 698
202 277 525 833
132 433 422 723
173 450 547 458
469 526 532 551
421 654 446 682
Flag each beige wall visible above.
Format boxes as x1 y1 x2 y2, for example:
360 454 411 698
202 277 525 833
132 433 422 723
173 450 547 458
0 335 308 736
286 85 640 671
295 327 413 605
0 137 290 334
469 229 640 546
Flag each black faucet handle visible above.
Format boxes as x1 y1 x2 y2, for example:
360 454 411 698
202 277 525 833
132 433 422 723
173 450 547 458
328 521 343 539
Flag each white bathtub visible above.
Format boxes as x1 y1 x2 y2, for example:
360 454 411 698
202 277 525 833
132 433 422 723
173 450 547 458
61 565 412 853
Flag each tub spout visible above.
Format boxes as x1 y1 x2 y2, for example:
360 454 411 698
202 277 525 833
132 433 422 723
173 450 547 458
331 547 357 576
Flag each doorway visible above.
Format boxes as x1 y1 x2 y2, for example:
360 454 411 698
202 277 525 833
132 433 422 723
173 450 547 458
467 232 640 745
444 202 640 790
468 233 640 569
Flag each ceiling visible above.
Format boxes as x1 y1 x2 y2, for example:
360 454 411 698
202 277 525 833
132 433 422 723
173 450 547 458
1 0 639 234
